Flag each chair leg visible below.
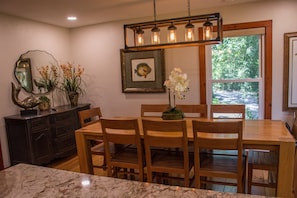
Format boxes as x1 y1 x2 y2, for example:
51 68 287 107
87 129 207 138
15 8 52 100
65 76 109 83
247 164 253 194
107 165 113 177
147 169 153 183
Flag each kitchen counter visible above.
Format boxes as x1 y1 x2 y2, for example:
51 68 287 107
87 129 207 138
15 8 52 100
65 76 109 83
0 163 271 198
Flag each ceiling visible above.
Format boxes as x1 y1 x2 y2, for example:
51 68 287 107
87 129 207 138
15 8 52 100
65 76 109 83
0 0 265 28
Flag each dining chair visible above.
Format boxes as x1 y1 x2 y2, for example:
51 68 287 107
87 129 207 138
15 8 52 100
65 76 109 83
100 117 144 181
247 145 279 196
192 119 245 193
140 104 170 117
210 104 245 119
175 104 207 118
142 119 194 187
78 107 107 170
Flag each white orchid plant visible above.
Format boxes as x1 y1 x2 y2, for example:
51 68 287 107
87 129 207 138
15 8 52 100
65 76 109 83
164 67 190 108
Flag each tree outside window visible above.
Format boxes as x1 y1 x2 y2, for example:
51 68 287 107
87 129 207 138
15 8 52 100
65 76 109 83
211 35 262 119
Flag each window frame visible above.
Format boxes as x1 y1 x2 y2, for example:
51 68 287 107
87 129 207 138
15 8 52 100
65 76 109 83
198 20 272 119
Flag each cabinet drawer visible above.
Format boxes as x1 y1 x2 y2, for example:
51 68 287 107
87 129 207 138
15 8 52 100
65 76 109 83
52 123 75 137
50 111 74 124
54 134 76 157
30 117 50 132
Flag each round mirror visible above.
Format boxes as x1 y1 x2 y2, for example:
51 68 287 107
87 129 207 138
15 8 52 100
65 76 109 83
15 50 59 95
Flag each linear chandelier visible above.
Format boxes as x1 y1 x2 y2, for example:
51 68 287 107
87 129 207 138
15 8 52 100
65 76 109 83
124 0 223 51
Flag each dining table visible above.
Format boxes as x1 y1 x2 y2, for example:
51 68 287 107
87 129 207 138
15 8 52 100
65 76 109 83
75 117 296 197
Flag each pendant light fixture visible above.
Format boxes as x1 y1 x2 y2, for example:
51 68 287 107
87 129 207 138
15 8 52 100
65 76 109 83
185 0 195 41
168 23 177 43
135 27 144 46
151 0 160 44
124 0 223 50
203 18 213 40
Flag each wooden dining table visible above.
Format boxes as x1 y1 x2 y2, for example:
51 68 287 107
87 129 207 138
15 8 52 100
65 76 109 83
75 117 296 197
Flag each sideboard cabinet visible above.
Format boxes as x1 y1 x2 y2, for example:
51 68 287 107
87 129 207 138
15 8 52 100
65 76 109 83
4 104 90 165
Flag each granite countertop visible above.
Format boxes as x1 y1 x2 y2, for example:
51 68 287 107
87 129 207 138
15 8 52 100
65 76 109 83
0 163 271 198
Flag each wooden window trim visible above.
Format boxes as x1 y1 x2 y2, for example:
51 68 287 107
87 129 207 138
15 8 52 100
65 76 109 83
199 20 272 119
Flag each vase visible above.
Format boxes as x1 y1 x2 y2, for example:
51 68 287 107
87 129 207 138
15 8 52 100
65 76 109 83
162 90 184 120
162 107 184 120
68 92 79 106
39 102 51 111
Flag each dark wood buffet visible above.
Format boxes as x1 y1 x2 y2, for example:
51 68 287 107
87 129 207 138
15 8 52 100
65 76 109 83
4 104 90 165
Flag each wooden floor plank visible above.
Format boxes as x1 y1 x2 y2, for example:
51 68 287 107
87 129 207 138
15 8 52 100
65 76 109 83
47 154 274 196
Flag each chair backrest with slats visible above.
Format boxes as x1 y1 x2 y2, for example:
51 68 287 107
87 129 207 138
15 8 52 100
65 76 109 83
78 107 102 127
100 118 143 173
141 104 169 117
176 104 207 118
142 119 188 149
192 120 244 191
142 119 189 170
192 120 243 151
210 104 245 119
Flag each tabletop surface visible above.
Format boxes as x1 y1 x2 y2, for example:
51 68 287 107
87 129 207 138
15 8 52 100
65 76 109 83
0 163 271 198
76 118 296 144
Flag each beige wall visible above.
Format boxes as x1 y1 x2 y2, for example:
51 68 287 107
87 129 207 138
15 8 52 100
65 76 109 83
0 14 70 167
0 0 297 167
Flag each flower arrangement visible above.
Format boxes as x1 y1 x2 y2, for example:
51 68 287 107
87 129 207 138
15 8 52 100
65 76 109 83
35 64 58 93
59 63 85 95
164 67 189 106
162 68 189 120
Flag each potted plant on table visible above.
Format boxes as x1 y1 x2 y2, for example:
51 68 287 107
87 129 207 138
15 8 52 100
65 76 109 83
162 68 189 120
59 63 85 106
39 95 51 111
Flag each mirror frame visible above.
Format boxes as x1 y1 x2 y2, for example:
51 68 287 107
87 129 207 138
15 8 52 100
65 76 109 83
15 58 33 93
15 50 59 95
283 32 297 111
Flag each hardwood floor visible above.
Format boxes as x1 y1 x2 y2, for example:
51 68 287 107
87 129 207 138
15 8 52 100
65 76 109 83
47 154 275 196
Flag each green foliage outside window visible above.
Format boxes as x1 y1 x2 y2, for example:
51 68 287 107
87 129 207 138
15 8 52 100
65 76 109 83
211 35 261 119
212 35 259 92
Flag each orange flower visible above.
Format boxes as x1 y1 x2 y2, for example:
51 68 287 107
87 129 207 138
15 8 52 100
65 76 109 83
60 63 85 95
36 64 58 92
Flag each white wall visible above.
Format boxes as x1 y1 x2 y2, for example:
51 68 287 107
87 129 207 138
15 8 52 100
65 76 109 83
0 14 70 167
70 0 297 120
1 0 297 167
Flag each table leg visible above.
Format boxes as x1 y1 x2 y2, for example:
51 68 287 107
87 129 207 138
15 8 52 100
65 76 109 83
277 142 295 197
75 131 94 174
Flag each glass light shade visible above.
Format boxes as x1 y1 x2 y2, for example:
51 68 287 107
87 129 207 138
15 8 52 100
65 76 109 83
151 25 160 44
135 28 144 46
203 20 213 40
167 23 177 43
185 22 195 41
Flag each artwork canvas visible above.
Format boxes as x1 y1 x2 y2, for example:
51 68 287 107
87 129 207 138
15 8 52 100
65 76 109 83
121 49 165 93
131 58 155 82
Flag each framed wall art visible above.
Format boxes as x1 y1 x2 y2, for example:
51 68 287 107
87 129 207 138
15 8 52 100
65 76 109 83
283 32 297 111
120 49 165 93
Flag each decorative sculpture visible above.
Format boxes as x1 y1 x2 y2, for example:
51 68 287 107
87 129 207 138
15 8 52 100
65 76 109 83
11 82 40 115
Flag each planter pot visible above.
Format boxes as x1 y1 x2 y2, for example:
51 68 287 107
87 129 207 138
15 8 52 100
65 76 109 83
162 107 184 120
39 102 51 111
67 92 79 106
162 113 184 120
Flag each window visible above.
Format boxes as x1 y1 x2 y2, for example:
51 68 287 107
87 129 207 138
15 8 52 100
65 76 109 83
199 21 272 119
209 34 263 119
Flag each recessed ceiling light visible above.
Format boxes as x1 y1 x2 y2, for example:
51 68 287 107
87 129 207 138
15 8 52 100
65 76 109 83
67 16 77 21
